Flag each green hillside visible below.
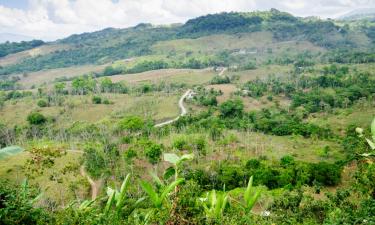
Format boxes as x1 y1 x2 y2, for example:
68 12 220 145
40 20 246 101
0 9 374 77
0 9 375 225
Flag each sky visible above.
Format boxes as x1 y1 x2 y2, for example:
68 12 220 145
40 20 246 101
0 0 375 41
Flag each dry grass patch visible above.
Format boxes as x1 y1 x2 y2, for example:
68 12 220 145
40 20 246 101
109 68 215 85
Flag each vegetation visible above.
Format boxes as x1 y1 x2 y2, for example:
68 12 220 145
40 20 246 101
0 40 44 57
0 8 375 225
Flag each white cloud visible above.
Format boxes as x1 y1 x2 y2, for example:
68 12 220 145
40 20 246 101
0 0 374 41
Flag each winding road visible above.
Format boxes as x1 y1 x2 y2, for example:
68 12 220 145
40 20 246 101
154 89 192 128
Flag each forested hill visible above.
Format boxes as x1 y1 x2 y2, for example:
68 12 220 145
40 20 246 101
0 40 44 57
0 9 375 76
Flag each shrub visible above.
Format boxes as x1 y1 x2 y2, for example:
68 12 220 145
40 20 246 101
173 136 189 150
124 148 137 162
311 162 342 186
27 112 47 125
145 143 162 164
119 116 144 132
37 99 48 107
219 99 244 118
210 75 230 84
0 180 49 224
92 96 102 104
83 145 106 179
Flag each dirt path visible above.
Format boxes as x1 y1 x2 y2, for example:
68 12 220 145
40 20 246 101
67 150 102 200
80 166 103 200
154 89 191 127
218 67 227 76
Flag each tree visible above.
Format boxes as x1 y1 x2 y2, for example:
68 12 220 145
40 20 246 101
100 77 113 93
219 99 244 118
54 82 66 94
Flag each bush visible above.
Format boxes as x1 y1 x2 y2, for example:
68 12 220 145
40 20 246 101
118 116 144 132
27 112 47 125
311 162 342 186
173 136 189 150
37 99 48 107
83 146 106 179
0 180 49 224
145 143 162 164
219 99 244 118
210 75 230 84
92 96 102 104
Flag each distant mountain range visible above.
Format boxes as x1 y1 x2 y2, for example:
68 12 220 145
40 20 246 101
339 8 375 21
0 33 35 43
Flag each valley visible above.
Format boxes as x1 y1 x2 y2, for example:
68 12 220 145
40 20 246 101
0 8 374 225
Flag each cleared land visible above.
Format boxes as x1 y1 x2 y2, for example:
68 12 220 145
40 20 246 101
0 44 70 67
17 64 108 88
0 92 181 126
108 68 216 85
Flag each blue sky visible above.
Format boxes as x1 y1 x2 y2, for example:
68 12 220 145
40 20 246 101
0 0 28 9
0 0 374 41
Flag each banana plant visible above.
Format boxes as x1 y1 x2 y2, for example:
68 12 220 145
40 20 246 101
356 117 375 157
78 199 95 211
242 176 261 213
163 153 194 181
140 176 184 209
104 174 141 216
21 179 43 205
200 190 228 221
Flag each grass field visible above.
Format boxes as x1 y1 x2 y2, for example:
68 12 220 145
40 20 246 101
109 68 216 85
308 103 375 135
0 92 182 126
16 64 108 89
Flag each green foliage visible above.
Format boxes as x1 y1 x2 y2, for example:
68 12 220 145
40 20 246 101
210 75 230 85
242 176 261 213
0 79 18 91
140 177 184 209
119 116 145 132
104 174 140 217
0 40 44 57
37 99 48 107
219 99 244 118
103 65 123 76
27 112 47 125
83 145 106 179
92 95 102 104
0 180 48 224
145 143 162 164
201 190 228 221
72 75 97 95
163 153 194 180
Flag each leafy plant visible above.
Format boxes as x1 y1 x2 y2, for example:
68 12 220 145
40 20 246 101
104 174 142 216
200 190 228 221
356 117 375 155
140 176 184 209
163 153 194 181
241 176 261 213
